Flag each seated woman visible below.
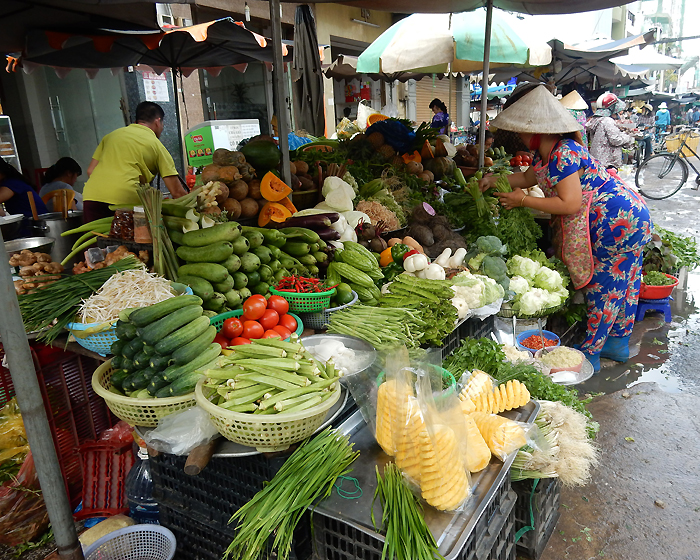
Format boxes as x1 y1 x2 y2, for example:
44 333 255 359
39 157 83 211
0 160 48 235
429 98 450 135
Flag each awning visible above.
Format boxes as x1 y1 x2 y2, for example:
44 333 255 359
611 49 684 76
324 54 434 82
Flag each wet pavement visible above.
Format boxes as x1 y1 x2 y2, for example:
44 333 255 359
538 189 700 560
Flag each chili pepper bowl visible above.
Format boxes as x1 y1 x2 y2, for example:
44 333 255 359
516 329 560 356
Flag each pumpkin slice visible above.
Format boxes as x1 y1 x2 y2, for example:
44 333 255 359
421 139 435 160
260 171 293 202
402 150 422 164
277 196 298 215
434 138 449 158
367 113 389 125
258 202 292 227
302 145 334 153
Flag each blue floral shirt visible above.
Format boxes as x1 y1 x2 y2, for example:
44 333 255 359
430 112 449 135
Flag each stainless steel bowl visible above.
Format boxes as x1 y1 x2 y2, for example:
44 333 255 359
0 214 24 241
300 334 377 376
5 236 56 256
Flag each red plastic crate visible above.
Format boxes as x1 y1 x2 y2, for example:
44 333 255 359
0 343 117 509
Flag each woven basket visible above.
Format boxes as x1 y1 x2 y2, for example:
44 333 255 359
209 310 304 338
296 291 358 330
194 377 341 452
269 286 336 313
92 360 196 427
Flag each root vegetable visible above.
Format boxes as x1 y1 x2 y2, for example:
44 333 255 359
240 198 260 218
229 180 249 201
387 238 403 247
223 198 242 219
432 224 452 242
410 225 434 247
402 236 423 253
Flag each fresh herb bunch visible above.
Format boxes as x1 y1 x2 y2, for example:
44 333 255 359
443 337 505 378
652 227 700 271
642 270 675 286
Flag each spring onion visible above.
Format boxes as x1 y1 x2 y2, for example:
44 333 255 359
372 463 444 560
224 428 359 560
137 185 179 280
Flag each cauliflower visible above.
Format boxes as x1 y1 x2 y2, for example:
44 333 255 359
452 282 485 315
509 275 530 296
475 274 505 305
533 267 564 292
506 255 541 281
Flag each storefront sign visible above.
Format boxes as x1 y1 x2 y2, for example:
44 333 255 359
185 126 215 167
143 71 170 102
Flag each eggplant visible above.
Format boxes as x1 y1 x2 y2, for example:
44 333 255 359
278 213 339 230
316 227 341 241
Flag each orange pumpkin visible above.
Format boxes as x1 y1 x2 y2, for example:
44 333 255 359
402 151 422 164
434 138 449 158
420 139 434 160
277 196 298 215
302 145 334 153
260 171 293 202
258 202 292 227
367 113 389 125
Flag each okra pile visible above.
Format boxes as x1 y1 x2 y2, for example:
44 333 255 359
202 336 340 414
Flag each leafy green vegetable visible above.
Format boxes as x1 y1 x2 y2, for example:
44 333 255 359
656 227 700 271
642 270 675 286
443 338 505 378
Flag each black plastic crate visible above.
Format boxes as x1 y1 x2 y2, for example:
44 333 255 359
312 482 516 560
151 451 291 528
436 315 496 361
513 478 561 560
159 502 312 560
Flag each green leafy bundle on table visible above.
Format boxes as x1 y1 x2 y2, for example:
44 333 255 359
643 227 700 274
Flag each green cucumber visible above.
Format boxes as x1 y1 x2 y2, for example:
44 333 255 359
279 227 320 243
150 354 172 369
242 226 286 247
258 264 273 282
203 293 226 312
212 274 235 293
164 372 203 397
167 228 185 246
180 221 241 247
269 259 281 272
119 308 136 322
240 252 261 273
129 295 203 327
177 241 234 263
161 343 221 383
123 370 151 392
154 315 211 356
111 355 124 369
142 344 157 357
133 351 151 370
268 245 281 259
242 230 265 249
110 339 127 356
115 322 137 341
299 254 316 266
224 289 242 308
172 325 217 365
282 241 310 257
232 271 248 290
221 254 241 274
246 270 261 287
252 246 272 264
230 236 250 256
110 369 129 391
309 243 320 253
121 357 136 373
147 376 169 396
177 275 214 302
177 263 229 283
138 305 204 346
122 338 144 360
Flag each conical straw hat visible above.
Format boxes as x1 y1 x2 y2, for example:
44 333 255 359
491 85 583 134
560 90 588 111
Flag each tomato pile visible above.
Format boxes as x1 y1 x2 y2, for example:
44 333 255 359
509 153 533 167
213 295 299 347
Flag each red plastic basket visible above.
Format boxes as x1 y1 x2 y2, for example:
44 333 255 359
640 273 679 299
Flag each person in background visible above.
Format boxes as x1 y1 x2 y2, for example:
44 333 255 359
635 104 656 160
0 160 48 234
585 92 634 171
655 102 671 138
82 101 187 223
429 98 450 135
559 90 589 147
39 157 83 211
479 85 652 373
690 106 700 127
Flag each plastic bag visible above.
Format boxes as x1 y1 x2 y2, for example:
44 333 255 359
336 118 361 140
97 420 133 445
143 407 219 456
0 398 28 472
356 100 379 131
380 102 398 118
0 451 50 546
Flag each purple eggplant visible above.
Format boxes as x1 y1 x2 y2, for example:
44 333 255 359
316 227 341 241
278 213 339 230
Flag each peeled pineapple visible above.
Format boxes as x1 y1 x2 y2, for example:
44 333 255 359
469 380 531 414
459 370 493 403
393 396 424 482
463 414 492 472
471 411 527 460
376 379 413 455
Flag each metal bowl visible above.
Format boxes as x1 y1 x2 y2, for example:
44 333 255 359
0 214 24 241
300 334 377 376
5 236 56 256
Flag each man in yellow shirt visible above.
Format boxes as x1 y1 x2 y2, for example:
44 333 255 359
82 101 187 223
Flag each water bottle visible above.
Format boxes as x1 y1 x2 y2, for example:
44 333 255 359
125 445 160 524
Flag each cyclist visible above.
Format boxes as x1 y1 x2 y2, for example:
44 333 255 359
635 104 655 160
586 92 635 171
655 102 672 140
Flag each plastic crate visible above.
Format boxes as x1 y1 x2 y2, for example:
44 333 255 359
158 502 312 560
74 439 135 520
513 478 561 560
0 344 117 508
436 315 496 361
312 488 516 560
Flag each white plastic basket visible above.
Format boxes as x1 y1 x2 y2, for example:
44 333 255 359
296 291 359 330
83 525 176 560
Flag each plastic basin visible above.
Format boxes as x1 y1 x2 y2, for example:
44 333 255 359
640 273 678 300
516 329 560 355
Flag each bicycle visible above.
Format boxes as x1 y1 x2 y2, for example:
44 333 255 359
634 127 700 199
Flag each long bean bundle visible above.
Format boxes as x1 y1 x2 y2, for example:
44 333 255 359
327 304 425 349
224 428 359 560
18 256 142 344
372 463 444 560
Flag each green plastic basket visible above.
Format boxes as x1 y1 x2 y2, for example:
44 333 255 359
269 286 336 313
209 309 304 339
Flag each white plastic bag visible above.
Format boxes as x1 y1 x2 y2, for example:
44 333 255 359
356 100 379 131
143 407 219 456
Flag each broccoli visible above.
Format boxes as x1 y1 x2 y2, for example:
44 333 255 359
476 235 505 255
482 255 509 281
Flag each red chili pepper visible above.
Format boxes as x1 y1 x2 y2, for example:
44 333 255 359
520 335 558 350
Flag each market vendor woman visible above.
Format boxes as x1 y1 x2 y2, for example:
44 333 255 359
82 101 187 223
479 85 652 372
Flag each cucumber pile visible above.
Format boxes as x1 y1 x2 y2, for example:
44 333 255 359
170 221 335 315
326 241 383 306
108 295 221 399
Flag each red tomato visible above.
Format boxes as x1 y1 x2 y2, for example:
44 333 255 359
267 295 290 316
213 333 230 349
278 313 298 333
248 294 267 305
259 309 280 330
242 297 267 321
514 156 523 165
262 330 282 339
231 337 251 345
272 325 292 340
222 317 243 339
242 320 264 340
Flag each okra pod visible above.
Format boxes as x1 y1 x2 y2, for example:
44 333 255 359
236 373 305 391
232 358 300 371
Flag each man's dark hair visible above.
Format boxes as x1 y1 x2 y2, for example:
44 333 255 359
135 101 165 124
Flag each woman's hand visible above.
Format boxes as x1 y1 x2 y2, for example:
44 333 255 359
478 173 498 193
495 189 528 210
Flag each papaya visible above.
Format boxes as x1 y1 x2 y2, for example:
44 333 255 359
260 171 292 202
258 202 292 227
241 140 281 170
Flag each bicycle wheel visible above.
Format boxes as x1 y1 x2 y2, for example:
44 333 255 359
635 153 688 199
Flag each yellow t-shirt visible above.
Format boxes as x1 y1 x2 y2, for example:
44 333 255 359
83 124 178 205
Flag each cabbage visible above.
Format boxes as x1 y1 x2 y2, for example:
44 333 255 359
509 275 530 296
507 255 541 281
533 267 564 292
516 288 550 315
475 274 505 305
322 176 355 200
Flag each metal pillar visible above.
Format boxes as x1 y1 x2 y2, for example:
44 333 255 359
478 0 494 169
0 229 83 560
270 0 291 186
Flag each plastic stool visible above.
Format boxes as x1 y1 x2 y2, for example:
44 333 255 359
636 297 672 322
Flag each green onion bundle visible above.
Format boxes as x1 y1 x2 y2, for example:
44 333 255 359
137 185 179 280
224 428 359 560
18 256 142 344
372 463 444 560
